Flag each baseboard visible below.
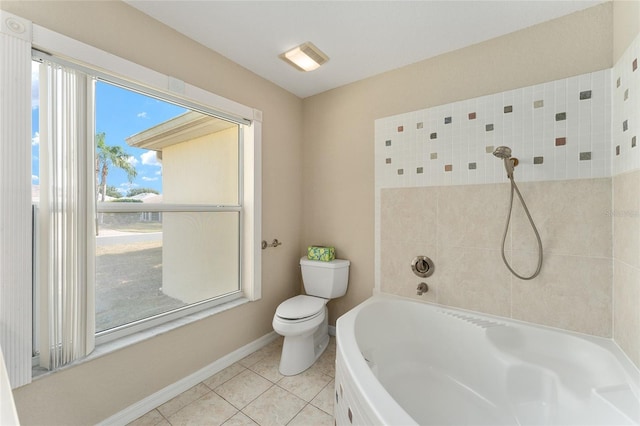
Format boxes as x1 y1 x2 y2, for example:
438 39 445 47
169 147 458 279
98 331 279 426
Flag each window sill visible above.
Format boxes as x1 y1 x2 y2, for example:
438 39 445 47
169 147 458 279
32 297 250 380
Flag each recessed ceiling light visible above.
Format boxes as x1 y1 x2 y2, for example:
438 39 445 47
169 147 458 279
279 42 329 72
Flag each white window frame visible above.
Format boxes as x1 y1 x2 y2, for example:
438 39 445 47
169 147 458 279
31 24 262 344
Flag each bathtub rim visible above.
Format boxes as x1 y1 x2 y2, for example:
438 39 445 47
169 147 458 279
335 292 640 425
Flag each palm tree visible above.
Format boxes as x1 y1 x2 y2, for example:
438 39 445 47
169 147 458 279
95 132 137 201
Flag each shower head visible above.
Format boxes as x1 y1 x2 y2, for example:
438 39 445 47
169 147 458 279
493 146 517 178
493 146 512 159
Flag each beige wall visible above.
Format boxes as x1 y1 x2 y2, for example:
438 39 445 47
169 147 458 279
2 1 303 425
302 2 614 325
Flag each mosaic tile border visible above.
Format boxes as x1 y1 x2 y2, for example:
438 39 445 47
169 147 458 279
375 69 612 188
613 31 640 175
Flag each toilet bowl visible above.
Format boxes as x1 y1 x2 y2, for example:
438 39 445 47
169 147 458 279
272 295 329 376
272 257 350 376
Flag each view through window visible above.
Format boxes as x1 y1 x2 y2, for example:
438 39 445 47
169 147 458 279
33 63 242 336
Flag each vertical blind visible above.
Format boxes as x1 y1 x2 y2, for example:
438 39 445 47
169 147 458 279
37 59 95 370
0 11 33 388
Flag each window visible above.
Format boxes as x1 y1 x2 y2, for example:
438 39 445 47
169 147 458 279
26 26 261 371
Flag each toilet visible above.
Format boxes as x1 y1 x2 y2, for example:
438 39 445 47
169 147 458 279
272 256 350 376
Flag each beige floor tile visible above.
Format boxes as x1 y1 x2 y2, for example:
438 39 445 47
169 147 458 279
204 362 247 390
157 383 211 418
313 347 336 377
127 409 168 426
214 369 273 409
243 386 307 426
248 351 284 383
222 411 259 426
168 392 238 426
310 379 334 415
277 366 332 402
288 404 334 426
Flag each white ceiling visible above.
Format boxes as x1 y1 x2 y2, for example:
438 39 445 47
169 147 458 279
126 1 606 98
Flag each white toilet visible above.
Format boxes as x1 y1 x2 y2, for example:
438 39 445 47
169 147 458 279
272 256 350 376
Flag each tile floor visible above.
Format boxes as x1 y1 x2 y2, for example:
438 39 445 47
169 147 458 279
129 336 335 426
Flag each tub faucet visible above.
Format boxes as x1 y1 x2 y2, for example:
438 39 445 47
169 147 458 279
417 282 428 295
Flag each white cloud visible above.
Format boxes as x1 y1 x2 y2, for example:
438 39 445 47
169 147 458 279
142 176 158 182
32 175 39 182
32 132 40 146
137 112 148 119
141 150 161 167
126 156 139 166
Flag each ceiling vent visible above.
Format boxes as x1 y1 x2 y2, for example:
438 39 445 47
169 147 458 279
280 42 329 72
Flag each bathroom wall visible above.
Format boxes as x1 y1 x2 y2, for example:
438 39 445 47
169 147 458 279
302 2 614 326
1 1 304 424
612 23 640 368
375 70 614 337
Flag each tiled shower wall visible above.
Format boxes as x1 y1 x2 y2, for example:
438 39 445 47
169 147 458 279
612 33 640 368
375 33 640 367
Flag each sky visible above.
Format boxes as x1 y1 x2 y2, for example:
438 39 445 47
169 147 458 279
32 62 187 196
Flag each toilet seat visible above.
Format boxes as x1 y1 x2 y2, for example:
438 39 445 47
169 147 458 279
275 295 326 320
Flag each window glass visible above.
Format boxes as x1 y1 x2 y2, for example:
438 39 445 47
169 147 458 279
94 81 241 333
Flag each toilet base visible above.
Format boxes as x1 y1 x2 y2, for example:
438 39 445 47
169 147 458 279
278 309 329 376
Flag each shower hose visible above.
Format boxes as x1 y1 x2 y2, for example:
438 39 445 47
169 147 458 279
500 176 543 280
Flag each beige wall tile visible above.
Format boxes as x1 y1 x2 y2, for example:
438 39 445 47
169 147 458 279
437 183 512 250
380 187 437 243
511 253 612 337
613 260 640 368
512 179 612 258
436 247 512 317
613 171 640 268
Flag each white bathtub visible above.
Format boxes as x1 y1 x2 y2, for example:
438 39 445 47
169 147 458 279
335 295 640 426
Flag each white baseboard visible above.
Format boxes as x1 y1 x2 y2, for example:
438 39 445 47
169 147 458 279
98 331 279 426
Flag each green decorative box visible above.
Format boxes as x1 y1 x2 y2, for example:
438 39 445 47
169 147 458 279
307 246 335 262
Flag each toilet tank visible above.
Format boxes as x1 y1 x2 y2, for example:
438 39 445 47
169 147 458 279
300 257 350 299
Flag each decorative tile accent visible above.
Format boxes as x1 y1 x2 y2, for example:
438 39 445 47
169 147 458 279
625 89 629 100
623 120 628 131
375 67 611 189
633 136 637 148
634 58 638 71
397 126 404 132
616 145 621 156
416 122 423 129
617 77 621 88
385 158 391 164
580 152 592 161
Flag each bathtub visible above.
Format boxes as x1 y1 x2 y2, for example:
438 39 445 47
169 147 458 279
335 295 640 426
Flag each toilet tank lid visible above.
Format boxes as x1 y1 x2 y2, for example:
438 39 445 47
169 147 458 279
299 257 350 269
